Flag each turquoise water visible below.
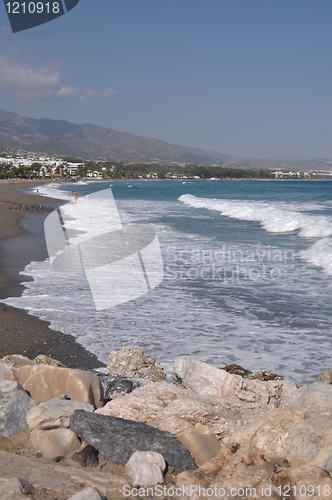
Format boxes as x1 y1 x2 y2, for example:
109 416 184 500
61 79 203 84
4 179 332 383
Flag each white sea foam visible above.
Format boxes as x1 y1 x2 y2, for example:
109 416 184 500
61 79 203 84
179 194 332 238
301 238 332 275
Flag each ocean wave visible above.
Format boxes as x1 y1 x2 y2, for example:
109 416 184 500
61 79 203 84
179 194 332 238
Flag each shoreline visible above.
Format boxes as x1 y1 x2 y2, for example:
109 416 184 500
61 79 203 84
0 180 104 369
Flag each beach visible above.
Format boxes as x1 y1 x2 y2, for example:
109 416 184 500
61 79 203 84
0 180 103 369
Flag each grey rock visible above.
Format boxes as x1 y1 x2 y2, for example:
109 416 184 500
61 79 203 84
68 487 106 499
317 369 332 384
96 373 151 402
107 346 166 382
26 395 93 430
125 451 166 486
72 445 99 467
0 380 38 437
0 478 34 499
70 410 197 471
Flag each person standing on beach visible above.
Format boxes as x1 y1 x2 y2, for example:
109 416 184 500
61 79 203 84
75 193 78 203
37 189 39 196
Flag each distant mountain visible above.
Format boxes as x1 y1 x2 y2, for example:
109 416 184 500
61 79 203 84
0 110 220 165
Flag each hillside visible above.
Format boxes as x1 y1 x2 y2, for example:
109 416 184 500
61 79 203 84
0 110 220 165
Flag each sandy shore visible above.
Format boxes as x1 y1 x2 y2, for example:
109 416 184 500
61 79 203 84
0 180 104 369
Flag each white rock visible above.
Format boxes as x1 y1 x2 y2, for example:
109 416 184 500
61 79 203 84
171 356 296 406
96 381 269 441
68 486 106 499
125 451 166 486
107 346 166 382
26 395 94 430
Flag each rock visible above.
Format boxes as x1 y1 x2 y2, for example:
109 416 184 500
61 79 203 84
172 356 296 406
107 346 166 382
28 428 81 459
177 424 221 466
176 443 273 499
0 380 38 437
96 373 151 402
0 478 34 499
2 390 38 438
2 368 18 381
125 451 166 486
70 409 197 471
96 381 269 442
232 382 332 470
68 487 106 499
17 365 103 408
26 395 94 430
1 355 34 370
0 449 127 498
72 445 99 468
33 354 65 367
317 369 332 384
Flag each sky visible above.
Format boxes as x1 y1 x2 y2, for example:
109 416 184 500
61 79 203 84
0 0 332 159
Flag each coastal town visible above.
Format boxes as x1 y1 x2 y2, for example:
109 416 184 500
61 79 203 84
1 150 332 181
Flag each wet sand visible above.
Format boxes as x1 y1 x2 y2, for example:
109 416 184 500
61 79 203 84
0 180 104 369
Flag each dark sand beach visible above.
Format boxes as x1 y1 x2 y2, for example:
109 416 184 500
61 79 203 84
0 180 104 369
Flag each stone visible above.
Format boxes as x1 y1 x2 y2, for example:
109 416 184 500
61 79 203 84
26 395 94 430
317 369 332 384
72 445 99 468
125 451 166 486
2 369 18 381
2 390 38 438
1 355 34 370
28 428 81 459
17 365 103 408
176 443 273 499
232 382 332 470
68 487 106 499
70 409 197 471
107 346 166 382
177 424 221 466
0 478 34 499
33 354 65 367
96 381 269 442
0 450 127 498
172 356 296 406
96 373 151 402
0 380 38 437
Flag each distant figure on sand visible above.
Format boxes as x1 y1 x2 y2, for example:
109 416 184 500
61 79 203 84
86 192 89 200
36 189 39 196
75 193 78 204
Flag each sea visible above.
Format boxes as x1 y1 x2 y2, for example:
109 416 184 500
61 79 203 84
3 179 332 385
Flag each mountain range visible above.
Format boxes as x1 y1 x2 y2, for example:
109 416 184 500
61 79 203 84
1 110 332 172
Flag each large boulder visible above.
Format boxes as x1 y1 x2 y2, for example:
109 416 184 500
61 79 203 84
0 380 38 437
107 346 166 382
96 381 269 441
172 357 296 406
232 382 332 470
70 409 197 471
16 365 103 408
28 428 81 459
26 395 94 430
1 355 34 370
0 478 34 499
125 451 166 486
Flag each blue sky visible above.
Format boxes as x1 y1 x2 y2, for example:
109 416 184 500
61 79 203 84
1 1 332 159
